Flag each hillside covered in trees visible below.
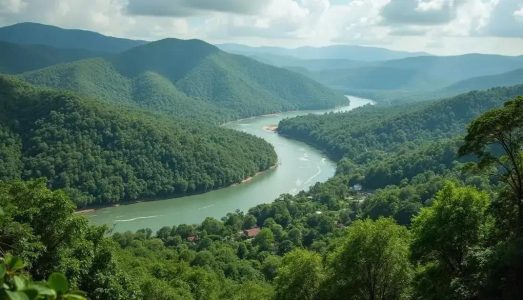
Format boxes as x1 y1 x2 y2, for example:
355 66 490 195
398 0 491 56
16 38 347 123
0 76 277 207
0 41 103 74
2 94 523 299
279 84 523 189
0 22 146 53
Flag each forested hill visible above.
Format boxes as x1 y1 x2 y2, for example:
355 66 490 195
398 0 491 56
0 76 277 207
0 22 146 53
5 94 523 299
0 41 102 74
441 68 523 95
287 54 523 103
279 84 523 188
19 38 347 123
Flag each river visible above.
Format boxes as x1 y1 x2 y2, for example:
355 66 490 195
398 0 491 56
86 95 374 232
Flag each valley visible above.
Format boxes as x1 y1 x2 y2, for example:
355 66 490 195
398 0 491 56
1 15 522 300
86 96 374 232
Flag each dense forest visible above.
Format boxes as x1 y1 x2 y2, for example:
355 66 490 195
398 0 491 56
14 38 347 123
0 76 277 207
279 85 523 189
2 95 523 299
0 22 146 53
1 21 523 300
0 41 102 74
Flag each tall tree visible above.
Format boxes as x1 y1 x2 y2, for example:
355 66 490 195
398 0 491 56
325 218 412 300
274 249 324 300
459 96 523 231
410 182 491 299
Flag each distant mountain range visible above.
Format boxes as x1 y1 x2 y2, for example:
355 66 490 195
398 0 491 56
0 22 146 53
12 37 346 122
218 43 429 61
442 68 523 95
0 41 103 73
1 21 522 109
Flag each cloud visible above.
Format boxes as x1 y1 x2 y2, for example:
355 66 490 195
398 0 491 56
0 0 521 55
480 0 523 37
381 0 459 25
0 0 28 13
126 0 266 17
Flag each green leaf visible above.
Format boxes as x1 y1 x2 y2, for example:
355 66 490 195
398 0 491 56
5 290 29 300
6 256 25 271
0 263 6 278
26 284 57 297
13 276 26 291
47 272 68 293
63 294 87 300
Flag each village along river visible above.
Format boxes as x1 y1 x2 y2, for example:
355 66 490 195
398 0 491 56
86 96 374 232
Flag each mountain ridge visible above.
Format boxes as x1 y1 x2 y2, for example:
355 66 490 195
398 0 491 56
0 22 146 53
20 38 347 123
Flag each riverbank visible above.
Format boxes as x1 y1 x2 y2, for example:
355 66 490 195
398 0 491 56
263 124 278 132
75 164 278 213
86 95 372 232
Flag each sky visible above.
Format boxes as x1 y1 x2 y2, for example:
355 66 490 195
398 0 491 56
0 0 522 55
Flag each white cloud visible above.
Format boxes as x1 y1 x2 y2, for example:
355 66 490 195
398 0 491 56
416 0 453 12
0 0 521 55
514 7 523 18
0 0 27 13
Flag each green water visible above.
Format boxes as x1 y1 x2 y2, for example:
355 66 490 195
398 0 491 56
86 96 373 232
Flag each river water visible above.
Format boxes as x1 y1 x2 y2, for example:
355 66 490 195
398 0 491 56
86 96 373 232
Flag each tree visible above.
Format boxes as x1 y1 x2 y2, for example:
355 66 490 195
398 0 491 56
274 249 324 300
410 182 491 299
253 228 274 252
0 254 86 300
459 96 523 231
325 218 412 300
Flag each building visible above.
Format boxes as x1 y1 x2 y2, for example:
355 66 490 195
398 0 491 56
243 227 260 238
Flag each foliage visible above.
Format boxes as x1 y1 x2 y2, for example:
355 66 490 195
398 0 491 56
0 41 100 74
0 180 140 299
0 76 277 206
279 85 523 190
20 39 347 124
410 182 491 299
0 22 144 53
0 254 86 300
324 218 412 300
274 249 324 300
459 95 523 231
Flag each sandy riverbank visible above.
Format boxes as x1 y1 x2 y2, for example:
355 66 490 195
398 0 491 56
263 124 278 132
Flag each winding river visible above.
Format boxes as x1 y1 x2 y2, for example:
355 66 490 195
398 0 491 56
86 96 374 232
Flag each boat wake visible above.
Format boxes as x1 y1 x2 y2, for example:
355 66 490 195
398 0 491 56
114 215 161 223
198 204 215 210
303 165 322 186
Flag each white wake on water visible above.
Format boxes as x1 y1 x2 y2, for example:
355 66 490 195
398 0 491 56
114 215 161 222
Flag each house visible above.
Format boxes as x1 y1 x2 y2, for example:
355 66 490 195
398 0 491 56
243 227 260 238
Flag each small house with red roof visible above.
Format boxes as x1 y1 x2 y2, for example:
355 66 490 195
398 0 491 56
243 227 260 238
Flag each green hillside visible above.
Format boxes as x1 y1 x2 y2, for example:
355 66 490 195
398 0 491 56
0 76 277 207
218 43 428 61
21 38 347 123
289 54 523 102
279 84 523 188
0 22 145 53
5 92 523 299
442 68 523 94
0 41 102 74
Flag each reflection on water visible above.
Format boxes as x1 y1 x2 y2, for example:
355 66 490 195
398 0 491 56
86 96 374 232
